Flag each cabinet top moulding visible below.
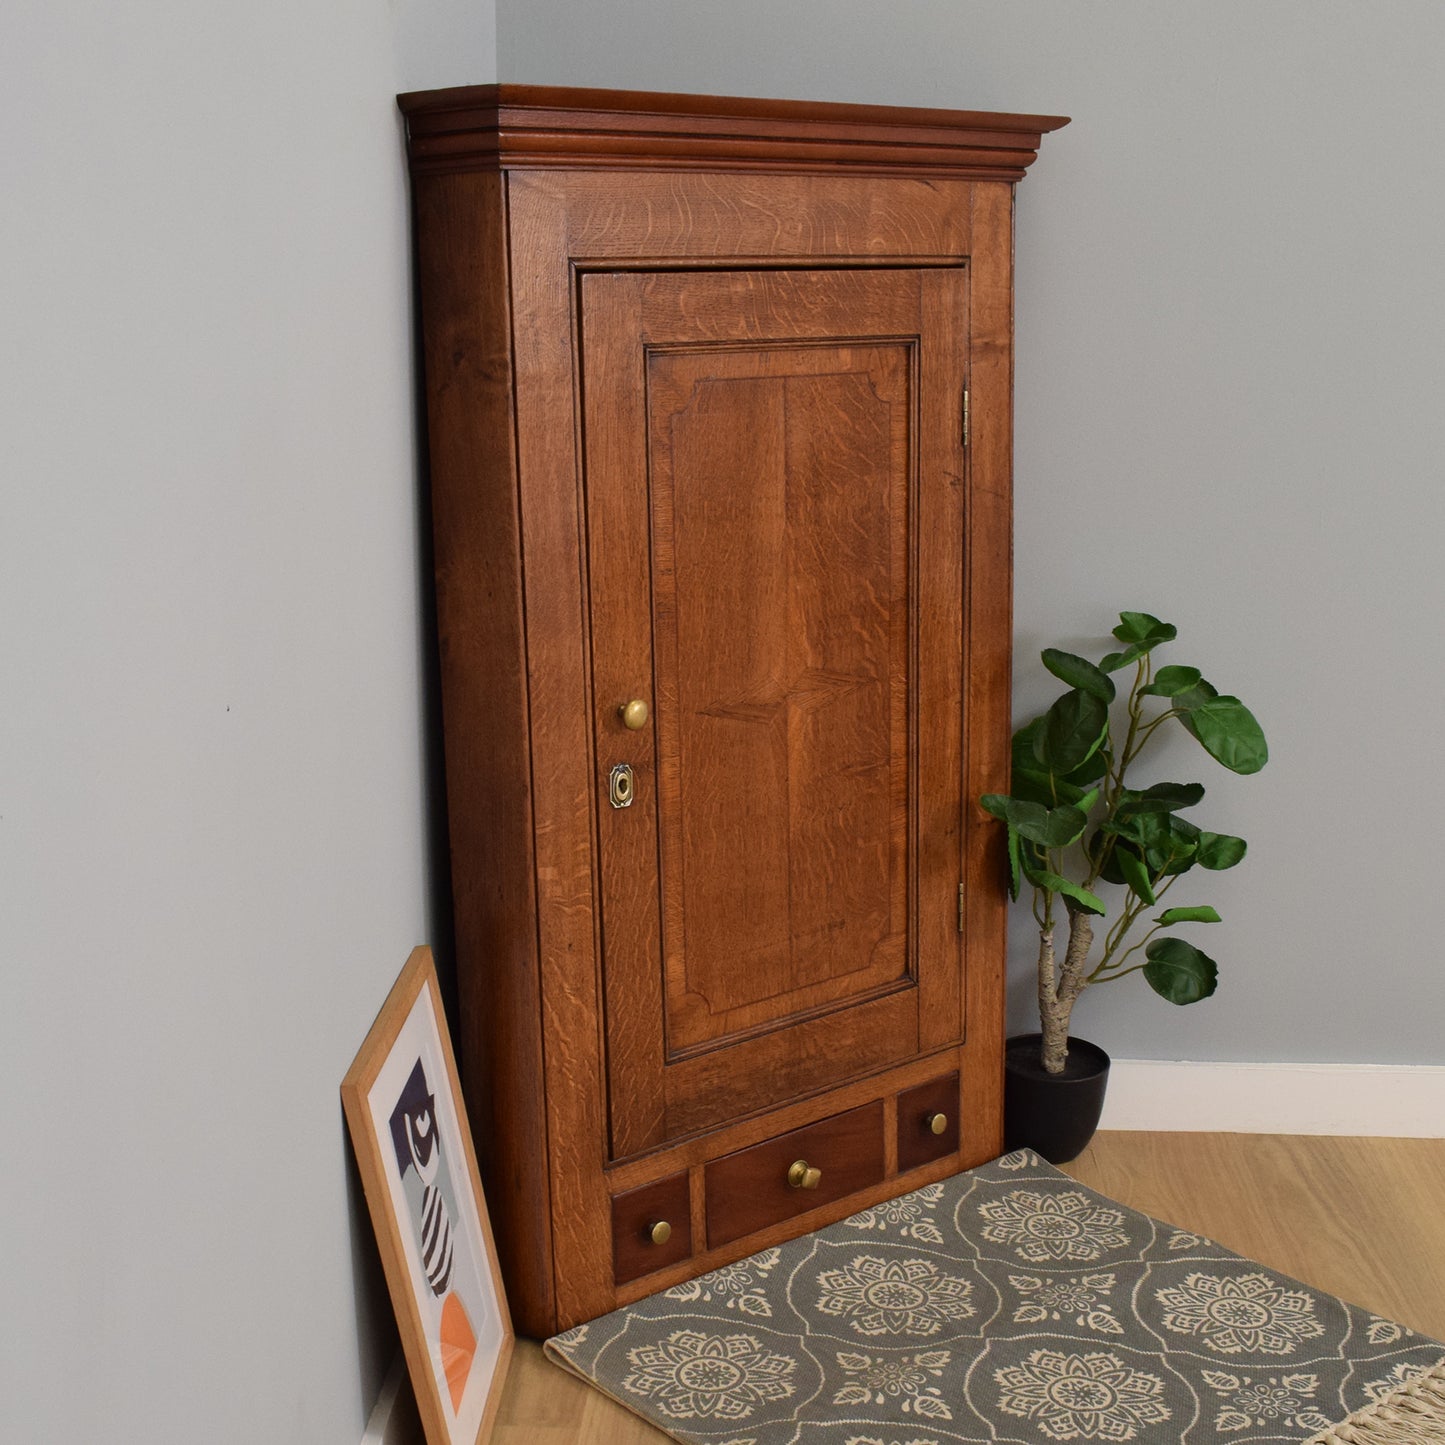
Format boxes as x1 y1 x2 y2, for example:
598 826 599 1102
397 83 1069 180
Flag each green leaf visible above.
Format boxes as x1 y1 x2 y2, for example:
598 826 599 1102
1021 859 1107 916
1099 643 1145 673
980 795 1089 849
1010 762 1104 809
1013 713 1107 796
1143 936 1219 1004
1012 717 1046 771
1100 612 1178 673
1157 905 1222 924
1182 695 1269 774
1117 847 1156 905
1153 815 1202 876
1061 750 1110 789
1114 611 1178 645
1088 830 1129 887
1037 689 1110 774
1140 665 1203 698
980 793 1036 830
1041 649 1116 703
1111 812 1201 877
1172 677 1219 712
1006 825 1022 902
1011 722 1067 805
1197 832 1248 870
1116 782 1206 816
1044 806 1090 849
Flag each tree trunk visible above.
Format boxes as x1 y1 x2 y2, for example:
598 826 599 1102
1039 901 1095 1074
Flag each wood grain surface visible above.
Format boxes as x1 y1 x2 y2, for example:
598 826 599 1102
398 84 1068 179
704 1101 886 1248
471 1132 1445 1445
410 110 1051 1333
582 266 966 1159
410 168 555 1333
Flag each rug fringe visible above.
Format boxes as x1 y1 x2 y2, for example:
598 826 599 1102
1308 1359 1445 1445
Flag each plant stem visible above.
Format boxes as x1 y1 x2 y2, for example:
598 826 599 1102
1085 656 1150 891
1126 708 1183 764
1040 903 1096 1074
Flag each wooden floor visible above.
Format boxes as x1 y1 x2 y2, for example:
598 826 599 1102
481 1132 1445 1444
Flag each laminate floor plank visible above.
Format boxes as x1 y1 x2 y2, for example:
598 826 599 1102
472 1133 1445 1444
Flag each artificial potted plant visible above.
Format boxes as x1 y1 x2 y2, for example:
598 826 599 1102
983 612 1268 1161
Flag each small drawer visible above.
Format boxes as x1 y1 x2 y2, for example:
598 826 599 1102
897 1071 960 1173
705 1101 885 1249
612 1173 692 1286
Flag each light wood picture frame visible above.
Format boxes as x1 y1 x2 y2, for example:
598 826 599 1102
343 946 513 1443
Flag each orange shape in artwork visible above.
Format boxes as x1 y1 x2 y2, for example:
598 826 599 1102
439 1291 477 1413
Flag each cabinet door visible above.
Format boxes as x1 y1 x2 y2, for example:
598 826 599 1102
582 268 968 1159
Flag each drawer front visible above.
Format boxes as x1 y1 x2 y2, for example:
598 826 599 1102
705 1101 885 1248
612 1173 692 1286
897 1071 960 1173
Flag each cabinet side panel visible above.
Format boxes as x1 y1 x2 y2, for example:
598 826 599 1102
960 180 1015 1164
411 168 555 1333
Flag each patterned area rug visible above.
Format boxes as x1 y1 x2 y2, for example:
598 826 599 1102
546 1150 1445 1444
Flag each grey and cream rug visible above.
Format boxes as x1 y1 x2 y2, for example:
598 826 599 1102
546 1150 1445 1444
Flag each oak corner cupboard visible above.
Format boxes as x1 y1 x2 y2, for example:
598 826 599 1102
396 83 1068 1336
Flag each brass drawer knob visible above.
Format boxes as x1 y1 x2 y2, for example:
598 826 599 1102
648 1219 673 1246
787 1159 822 1190
926 1111 949 1136
619 698 650 730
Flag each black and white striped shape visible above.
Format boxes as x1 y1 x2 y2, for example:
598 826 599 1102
420 1183 454 1296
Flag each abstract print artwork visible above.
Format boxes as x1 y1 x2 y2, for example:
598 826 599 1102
344 947 512 1445
389 1057 476 1412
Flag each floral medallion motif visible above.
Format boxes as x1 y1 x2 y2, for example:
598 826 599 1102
622 1330 796 1420
1011 1274 1123 1335
816 1255 976 1337
1366 1317 1412 1346
995 1348 1170 1440
549 1321 589 1356
1364 1361 1431 1402
979 1191 1130 1263
547 1154 1436 1445
1168 1231 1207 1252
844 1436 942 1445
1203 1369 1333 1433
833 1350 952 1419
848 1185 947 1244
665 1248 781 1318
1155 1271 1325 1355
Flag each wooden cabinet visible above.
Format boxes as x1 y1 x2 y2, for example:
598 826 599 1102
397 84 1067 1335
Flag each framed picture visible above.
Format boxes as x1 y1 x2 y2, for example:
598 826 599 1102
343 946 513 1444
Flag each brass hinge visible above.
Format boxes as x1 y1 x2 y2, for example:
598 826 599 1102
958 882 966 934
962 388 970 448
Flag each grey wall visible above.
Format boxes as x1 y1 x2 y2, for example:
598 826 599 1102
500 0 1445 1065
0 1 493 1440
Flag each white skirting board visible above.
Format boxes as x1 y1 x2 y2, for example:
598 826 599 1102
360 1355 422 1445
1101 1059 1445 1137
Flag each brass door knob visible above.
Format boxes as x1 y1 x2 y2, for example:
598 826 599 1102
649 1220 672 1246
619 698 650 730
926 1112 949 1136
787 1159 822 1190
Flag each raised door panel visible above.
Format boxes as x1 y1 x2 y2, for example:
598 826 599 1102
582 268 968 1160
649 342 911 1052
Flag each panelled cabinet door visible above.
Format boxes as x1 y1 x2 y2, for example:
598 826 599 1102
583 266 970 1159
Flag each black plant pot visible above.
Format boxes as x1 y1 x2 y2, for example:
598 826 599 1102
1004 1033 1111 1164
